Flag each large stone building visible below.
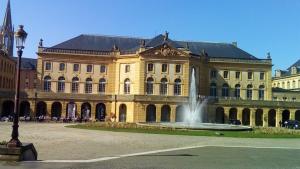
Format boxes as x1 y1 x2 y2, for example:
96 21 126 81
271 59 300 103
4 31 292 127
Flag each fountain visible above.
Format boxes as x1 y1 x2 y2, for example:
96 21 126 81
139 68 252 131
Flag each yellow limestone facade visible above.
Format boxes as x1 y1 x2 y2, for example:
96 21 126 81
1 33 299 128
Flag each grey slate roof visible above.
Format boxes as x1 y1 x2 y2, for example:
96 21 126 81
288 59 300 70
13 57 37 70
50 34 258 60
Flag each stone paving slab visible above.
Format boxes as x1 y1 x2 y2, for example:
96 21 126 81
0 122 300 161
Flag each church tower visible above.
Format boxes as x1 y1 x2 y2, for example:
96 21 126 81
1 0 14 57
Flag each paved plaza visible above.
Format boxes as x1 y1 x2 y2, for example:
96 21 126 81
1 122 300 168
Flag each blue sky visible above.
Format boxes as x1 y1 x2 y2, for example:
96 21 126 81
1 0 300 71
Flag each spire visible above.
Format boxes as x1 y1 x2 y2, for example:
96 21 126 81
3 0 12 32
2 0 14 56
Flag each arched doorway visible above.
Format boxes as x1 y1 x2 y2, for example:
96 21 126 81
1 100 14 117
229 108 237 120
255 109 263 126
282 110 290 125
36 101 47 117
119 104 127 122
66 102 76 119
81 102 91 120
242 108 250 125
295 110 300 121
161 105 171 122
268 109 276 127
146 104 156 122
20 101 30 117
215 107 224 124
51 102 62 118
95 103 106 121
175 105 184 122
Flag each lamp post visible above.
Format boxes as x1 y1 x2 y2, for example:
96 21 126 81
7 25 27 148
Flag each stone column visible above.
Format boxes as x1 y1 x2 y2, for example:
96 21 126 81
290 109 296 120
237 107 243 121
61 102 67 119
76 102 82 118
250 108 256 127
29 100 36 118
223 107 230 124
276 109 282 127
46 101 52 117
170 105 177 122
156 104 162 122
90 102 96 121
263 108 268 127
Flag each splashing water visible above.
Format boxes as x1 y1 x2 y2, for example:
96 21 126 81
183 68 208 123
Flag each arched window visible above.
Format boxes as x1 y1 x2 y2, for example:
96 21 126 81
57 76 65 92
124 78 130 94
221 83 229 97
234 84 240 98
146 77 154 95
72 77 79 93
98 78 106 94
259 85 265 100
174 79 181 96
85 78 93 94
44 76 51 92
210 83 217 97
160 78 168 95
247 84 253 100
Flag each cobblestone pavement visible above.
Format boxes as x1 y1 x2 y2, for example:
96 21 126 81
1 122 300 161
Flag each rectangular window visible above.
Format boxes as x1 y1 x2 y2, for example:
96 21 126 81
175 64 181 73
248 72 253 80
87 65 93 73
210 70 217 78
59 63 65 71
260 72 265 80
235 71 240 79
100 65 106 73
125 65 130 73
223 71 229 79
162 64 168 73
73 64 79 72
45 62 51 70
147 63 154 72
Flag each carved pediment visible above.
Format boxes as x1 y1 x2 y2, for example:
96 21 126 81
140 43 188 57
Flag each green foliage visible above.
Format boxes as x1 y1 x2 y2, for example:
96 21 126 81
0 141 8 145
67 123 300 138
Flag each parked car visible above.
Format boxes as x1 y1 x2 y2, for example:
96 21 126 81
229 119 241 125
284 120 300 129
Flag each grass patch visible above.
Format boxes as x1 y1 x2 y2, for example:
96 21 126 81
67 122 300 138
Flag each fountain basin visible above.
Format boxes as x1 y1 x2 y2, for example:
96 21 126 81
137 122 252 131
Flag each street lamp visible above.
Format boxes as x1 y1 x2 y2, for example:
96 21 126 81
7 25 27 147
